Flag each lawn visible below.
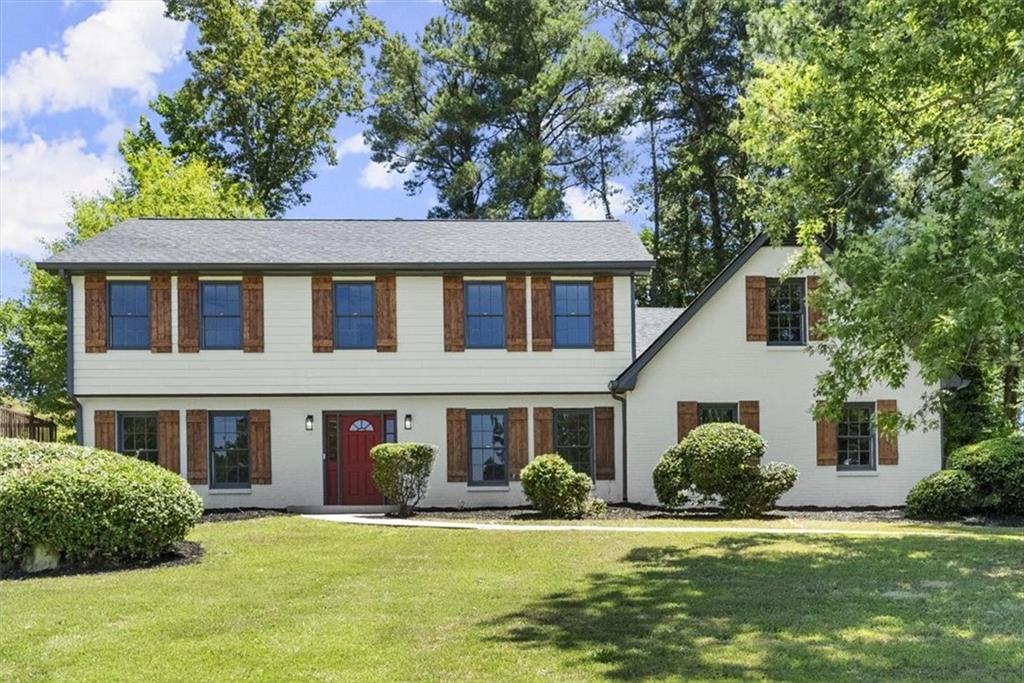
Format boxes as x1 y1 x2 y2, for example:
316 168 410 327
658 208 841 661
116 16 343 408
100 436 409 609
1 517 1022 682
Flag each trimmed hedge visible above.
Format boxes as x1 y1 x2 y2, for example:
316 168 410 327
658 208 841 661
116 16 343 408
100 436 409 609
905 470 979 520
0 439 202 570
370 442 436 517
946 436 1024 515
520 454 605 518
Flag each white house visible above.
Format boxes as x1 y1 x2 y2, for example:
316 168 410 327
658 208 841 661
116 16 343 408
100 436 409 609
39 219 941 510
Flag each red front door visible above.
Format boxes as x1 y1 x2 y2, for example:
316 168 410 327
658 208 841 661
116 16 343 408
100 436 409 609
326 414 385 505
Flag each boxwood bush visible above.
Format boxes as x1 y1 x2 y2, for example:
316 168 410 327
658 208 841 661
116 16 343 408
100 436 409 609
905 469 979 520
945 436 1024 515
0 439 202 571
520 454 605 518
370 442 436 517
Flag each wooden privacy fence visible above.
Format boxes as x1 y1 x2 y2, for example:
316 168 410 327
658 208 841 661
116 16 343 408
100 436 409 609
0 407 57 442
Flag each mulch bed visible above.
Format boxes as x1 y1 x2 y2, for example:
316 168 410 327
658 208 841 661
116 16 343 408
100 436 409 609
199 508 289 524
1 541 203 581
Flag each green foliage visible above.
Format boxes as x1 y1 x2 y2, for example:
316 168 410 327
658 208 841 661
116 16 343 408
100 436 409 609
0 439 202 570
904 470 980 520
520 454 600 518
653 423 798 517
947 437 1024 516
156 0 383 215
369 443 436 517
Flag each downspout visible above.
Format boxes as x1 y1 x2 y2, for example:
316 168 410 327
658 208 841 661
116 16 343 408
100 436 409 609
63 271 83 444
629 275 637 361
610 386 628 502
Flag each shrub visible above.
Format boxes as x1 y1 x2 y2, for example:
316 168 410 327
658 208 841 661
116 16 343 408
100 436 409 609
652 423 797 517
520 454 598 518
0 442 202 570
905 469 979 519
946 436 1024 515
0 438 95 473
370 442 436 517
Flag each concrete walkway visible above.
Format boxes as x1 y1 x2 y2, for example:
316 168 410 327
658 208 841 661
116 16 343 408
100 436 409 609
301 513 1013 538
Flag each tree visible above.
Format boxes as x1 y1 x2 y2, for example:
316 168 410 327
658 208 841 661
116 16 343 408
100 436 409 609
0 124 264 427
154 0 383 215
739 0 1024 436
366 0 627 219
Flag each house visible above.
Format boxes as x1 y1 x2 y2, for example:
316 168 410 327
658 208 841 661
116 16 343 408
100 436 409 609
38 219 941 510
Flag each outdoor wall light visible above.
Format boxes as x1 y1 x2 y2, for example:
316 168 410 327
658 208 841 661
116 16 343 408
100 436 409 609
305 415 314 431
404 414 413 430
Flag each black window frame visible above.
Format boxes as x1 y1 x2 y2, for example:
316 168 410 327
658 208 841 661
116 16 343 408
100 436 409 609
208 411 250 489
554 408 595 478
200 281 243 350
117 411 159 464
107 280 150 350
467 409 508 486
552 281 594 349
837 402 876 471
698 403 738 425
766 278 807 346
464 281 506 349
333 281 377 350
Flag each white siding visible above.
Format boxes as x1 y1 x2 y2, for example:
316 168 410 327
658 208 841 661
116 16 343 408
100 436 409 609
625 247 942 507
72 274 634 395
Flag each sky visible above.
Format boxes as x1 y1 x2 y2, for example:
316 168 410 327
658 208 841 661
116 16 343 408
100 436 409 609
0 0 642 303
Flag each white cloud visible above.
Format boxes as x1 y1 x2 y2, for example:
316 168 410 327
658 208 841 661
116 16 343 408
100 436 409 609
0 135 119 257
335 132 369 160
359 160 406 190
1 2 187 124
564 182 631 220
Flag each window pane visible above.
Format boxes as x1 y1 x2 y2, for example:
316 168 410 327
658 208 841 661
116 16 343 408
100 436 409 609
202 283 241 316
203 316 242 348
211 413 250 487
111 317 150 349
334 284 376 349
336 283 374 316
699 404 737 424
554 316 592 347
201 283 242 349
108 282 150 349
467 316 504 348
120 413 158 464
554 284 591 315
838 404 875 469
469 411 506 484
553 283 593 348
465 283 505 348
767 279 805 344
109 282 148 315
554 410 593 476
337 317 375 348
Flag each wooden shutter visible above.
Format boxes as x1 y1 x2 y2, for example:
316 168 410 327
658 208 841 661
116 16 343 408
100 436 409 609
508 407 528 479
594 406 615 480
150 274 172 353
877 399 899 465
677 401 699 442
177 274 200 353
738 400 760 433
533 407 553 455
94 410 115 450
186 409 208 484
249 409 272 484
745 276 767 342
312 275 334 353
157 410 180 473
242 275 264 353
443 275 465 352
531 275 552 351
84 274 107 353
375 274 397 352
593 275 615 352
446 408 467 481
505 274 527 352
816 404 838 466
807 276 825 341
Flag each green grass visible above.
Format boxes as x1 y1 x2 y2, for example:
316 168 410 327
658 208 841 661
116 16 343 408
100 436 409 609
2 517 1022 682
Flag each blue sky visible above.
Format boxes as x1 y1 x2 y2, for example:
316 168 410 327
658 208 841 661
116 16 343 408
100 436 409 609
0 1 642 302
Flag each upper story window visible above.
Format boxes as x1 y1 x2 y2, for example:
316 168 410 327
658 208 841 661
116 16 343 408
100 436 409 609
699 403 737 425
766 278 805 345
334 282 375 349
465 282 505 349
553 282 593 348
210 412 249 488
838 403 875 470
108 281 149 349
554 409 593 477
118 412 158 464
468 410 507 485
201 282 242 349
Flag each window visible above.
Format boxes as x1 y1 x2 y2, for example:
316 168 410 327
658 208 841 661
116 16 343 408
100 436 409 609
554 409 593 476
201 282 242 349
699 403 737 425
553 282 593 348
465 282 505 348
210 412 249 488
468 410 507 484
118 412 158 464
838 403 875 470
766 278 806 345
384 414 397 443
108 281 149 349
334 282 375 349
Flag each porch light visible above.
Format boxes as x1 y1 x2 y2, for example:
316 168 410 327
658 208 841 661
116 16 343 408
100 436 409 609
404 414 413 430
305 415 314 431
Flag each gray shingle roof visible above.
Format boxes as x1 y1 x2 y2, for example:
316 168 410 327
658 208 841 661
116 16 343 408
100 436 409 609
635 307 684 355
38 218 653 273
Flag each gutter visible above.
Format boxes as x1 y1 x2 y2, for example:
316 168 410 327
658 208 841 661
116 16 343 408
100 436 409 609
63 271 83 444
610 388 628 502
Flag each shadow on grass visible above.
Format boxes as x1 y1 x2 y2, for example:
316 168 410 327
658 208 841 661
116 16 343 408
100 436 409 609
489 535 1024 680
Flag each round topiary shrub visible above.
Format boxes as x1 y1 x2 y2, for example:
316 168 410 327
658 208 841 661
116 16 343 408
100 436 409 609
652 443 691 508
946 436 1024 515
0 438 93 473
520 454 599 518
905 469 979 519
0 440 202 571
370 442 436 517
